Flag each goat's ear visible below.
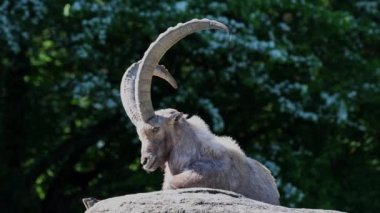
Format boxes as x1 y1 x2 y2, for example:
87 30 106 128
168 112 183 124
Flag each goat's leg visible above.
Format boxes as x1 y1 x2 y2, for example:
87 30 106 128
169 160 223 189
169 170 206 189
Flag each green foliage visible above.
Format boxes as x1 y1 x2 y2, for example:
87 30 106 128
1 0 379 212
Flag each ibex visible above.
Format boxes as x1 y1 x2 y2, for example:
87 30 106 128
120 19 280 205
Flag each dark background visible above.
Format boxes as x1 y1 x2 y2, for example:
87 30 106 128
1 0 379 212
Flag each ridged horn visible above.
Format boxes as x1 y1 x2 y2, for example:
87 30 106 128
154 65 178 89
135 18 229 122
121 62 177 126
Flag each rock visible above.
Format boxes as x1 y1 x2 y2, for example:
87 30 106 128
83 188 344 213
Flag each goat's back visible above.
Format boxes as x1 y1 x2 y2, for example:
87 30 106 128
240 158 280 205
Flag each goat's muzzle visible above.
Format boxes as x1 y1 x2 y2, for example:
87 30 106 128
141 154 158 173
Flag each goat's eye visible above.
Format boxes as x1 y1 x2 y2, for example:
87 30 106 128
152 127 160 133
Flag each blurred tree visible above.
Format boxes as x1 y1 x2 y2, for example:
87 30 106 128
0 0 379 212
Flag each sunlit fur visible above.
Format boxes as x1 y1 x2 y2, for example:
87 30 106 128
136 108 280 205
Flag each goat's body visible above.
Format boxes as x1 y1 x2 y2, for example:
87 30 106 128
121 19 280 206
160 113 280 205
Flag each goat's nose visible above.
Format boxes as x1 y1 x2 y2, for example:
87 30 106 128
141 156 148 166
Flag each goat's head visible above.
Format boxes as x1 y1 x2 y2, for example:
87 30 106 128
136 109 184 172
120 19 228 172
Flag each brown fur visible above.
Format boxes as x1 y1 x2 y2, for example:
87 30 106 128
136 108 280 205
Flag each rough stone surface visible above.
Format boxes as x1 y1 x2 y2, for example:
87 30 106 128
84 188 344 213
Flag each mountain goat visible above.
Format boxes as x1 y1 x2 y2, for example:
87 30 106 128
120 19 280 205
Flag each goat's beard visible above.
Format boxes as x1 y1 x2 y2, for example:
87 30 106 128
160 164 166 172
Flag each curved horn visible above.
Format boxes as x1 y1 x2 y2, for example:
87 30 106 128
121 62 140 126
135 18 229 122
121 62 177 126
154 65 178 89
